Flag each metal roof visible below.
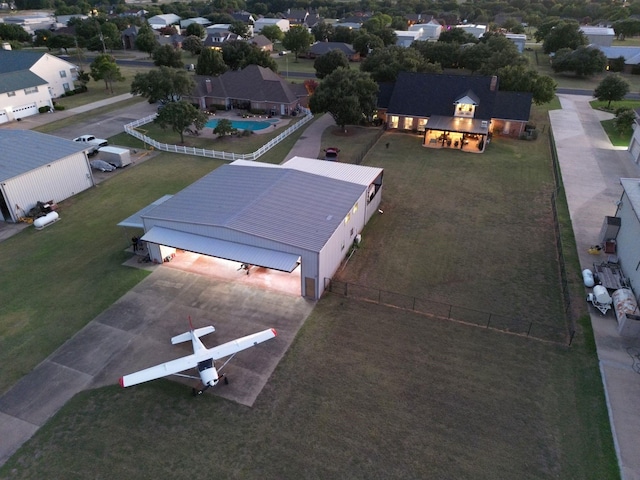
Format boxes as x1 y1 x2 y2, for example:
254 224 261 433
621 178 640 222
141 227 301 272
280 157 383 186
117 195 174 228
142 162 367 252
0 130 89 182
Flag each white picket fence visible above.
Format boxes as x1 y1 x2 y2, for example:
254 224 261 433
123 110 314 161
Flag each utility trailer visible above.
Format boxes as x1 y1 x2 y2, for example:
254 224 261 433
98 146 131 168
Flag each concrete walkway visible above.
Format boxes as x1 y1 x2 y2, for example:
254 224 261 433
284 112 335 161
550 95 640 480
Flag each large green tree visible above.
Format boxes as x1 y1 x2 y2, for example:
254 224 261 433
309 68 379 132
260 24 284 43
361 45 434 82
130 66 195 103
542 20 587 54
552 46 607 77
185 23 206 39
152 44 183 68
0 23 31 42
221 40 276 71
594 74 630 108
497 65 557 105
135 23 159 57
182 35 203 56
196 48 228 76
229 21 250 39
154 100 208 144
314 49 349 79
282 25 314 61
90 53 124 93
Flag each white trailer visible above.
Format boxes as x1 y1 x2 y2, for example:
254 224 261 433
98 146 131 168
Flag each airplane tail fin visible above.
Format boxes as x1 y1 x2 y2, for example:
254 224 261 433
171 326 215 345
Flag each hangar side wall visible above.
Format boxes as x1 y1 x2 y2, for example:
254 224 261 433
3 152 93 222
318 191 370 297
617 192 640 296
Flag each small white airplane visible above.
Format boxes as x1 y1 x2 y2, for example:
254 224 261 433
119 318 277 395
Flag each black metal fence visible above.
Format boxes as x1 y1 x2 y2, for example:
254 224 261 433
353 128 385 165
324 278 570 345
548 129 578 345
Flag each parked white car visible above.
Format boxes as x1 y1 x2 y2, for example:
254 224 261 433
73 135 108 155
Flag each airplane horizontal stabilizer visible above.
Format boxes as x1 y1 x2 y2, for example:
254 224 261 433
171 326 216 345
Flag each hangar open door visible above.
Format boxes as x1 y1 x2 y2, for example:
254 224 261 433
141 227 302 296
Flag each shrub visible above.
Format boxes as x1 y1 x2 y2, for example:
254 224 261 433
54 105 66 111
38 106 51 113
64 90 75 97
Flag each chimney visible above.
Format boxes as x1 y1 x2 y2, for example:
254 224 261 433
490 76 498 91
205 78 212 93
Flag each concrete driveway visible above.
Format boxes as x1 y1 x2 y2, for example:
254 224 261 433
0 267 314 464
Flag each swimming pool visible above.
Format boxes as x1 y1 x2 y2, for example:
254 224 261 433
205 118 276 131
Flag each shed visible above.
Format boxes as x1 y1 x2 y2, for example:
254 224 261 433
0 130 94 222
120 158 383 299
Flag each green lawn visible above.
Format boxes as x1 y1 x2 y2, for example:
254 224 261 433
0 102 618 478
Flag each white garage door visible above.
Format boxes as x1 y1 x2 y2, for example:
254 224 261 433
631 139 640 164
12 103 38 119
0 110 7 124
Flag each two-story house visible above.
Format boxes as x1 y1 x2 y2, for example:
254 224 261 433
0 50 78 124
377 73 533 153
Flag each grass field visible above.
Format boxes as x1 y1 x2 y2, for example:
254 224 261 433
0 103 619 478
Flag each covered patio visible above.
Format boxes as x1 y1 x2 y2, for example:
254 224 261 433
423 115 490 153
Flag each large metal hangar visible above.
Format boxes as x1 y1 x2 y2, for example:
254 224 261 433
120 157 384 299
0 130 94 222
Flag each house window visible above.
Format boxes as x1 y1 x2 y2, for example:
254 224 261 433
402 117 413 130
59 70 67 78
344 213 351 224
389 116 399 129
63 83 70 91
24 86 38 95
352 203 358 214
7 91 16 97
417 118 427 132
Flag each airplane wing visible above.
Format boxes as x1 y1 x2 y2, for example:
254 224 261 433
119 354 198 388
208 328 277 360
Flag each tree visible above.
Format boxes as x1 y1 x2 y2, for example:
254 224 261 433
543 20 587 54
411 41 461 69
213 118 237 137
594 74 630 108
196 48 228 76
221 40 276 71
90 53 124 93
130 66 195 103
182 35 203 56
309 68 379 132
314 49 349 79
185 23 206 39
613 19 640 40
0 23 31 43
135 23 159 57
152 44 183 68
154 100 208 144
437 28 478 45
229 21 250 39
352 32 384 57
48 34 76 54
311 22 334 42
552 46 607 77
361 45 432 82
497 65 557 105
458 43 492 73
260 24 284 43
614 108 635 135
282 25 314 61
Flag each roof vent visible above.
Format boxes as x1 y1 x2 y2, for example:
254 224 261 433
481 120 488 127
326 215 333 221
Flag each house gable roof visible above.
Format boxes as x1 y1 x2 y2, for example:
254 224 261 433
385 73 498 120
191 65 299 104
0 70 47 94
0 50 44 74
309 42 355 55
